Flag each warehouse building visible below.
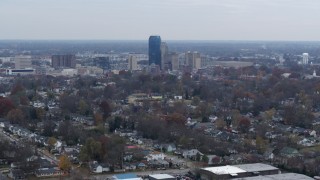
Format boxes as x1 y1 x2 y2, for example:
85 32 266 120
200 163 280 180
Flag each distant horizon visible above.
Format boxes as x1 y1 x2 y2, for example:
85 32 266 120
1 39 320 43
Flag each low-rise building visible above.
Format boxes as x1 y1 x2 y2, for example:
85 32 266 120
233 173 313 180
200 163 280 180
112 173 142 180
146 152 165 161
6 69 35 76
182 149 204 160
89 161 110 173
35 168 63 178
149 174 175 180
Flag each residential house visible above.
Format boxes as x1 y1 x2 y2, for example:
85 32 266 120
174 149 183 156
89 161 110 173
166 157 186 168
37 157 57 169
35 168 63 178
263 149 275 161
123 163 137 171
123 153 133 162
148 159 169 169
136 162 147 170
182 149 204 160
227 148 238 154
62 146 80 163
298 138 318 147
292 127 306 135
116 130 137 137
174 96 183 100
146 152 165 161
224 154 244 164
0 158 11 166
207 155 222 166
0 118 6 128
193 123 214 131
209 115 218 123
129 137 143 145
142 139 154 147
161 144 176 153
308 130 317 137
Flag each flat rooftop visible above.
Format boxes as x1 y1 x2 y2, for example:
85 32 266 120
233 163 279 173
149 174 175 179
202 165 247 175
113 173 142 180
233 173 313 180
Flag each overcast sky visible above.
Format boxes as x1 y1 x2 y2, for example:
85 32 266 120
0 0 320 41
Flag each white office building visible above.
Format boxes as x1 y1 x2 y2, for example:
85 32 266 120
128 55 138 71
14 56 32 69
302 53 309 65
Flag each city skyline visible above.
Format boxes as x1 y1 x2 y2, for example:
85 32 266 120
0 0 320 41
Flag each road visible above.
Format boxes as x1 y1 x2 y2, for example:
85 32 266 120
91 168 191 180
0 128 16 143
37 149 59 165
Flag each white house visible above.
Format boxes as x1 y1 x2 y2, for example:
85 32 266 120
161 144 177 152
54 140 62 149
146 152 165 161
89 161 110 173
174 96 183 100
182 149 204 160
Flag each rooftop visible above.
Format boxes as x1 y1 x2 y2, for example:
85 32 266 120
149 174 175 179
113 173 142 180
202 165 246 175
233 173 313 180
233 163 279 173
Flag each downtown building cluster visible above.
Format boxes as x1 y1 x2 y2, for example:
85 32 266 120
0 36 214 77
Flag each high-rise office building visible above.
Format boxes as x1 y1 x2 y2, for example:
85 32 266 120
161 42 168 69
185 51 201 70
149 36 162 69
51 55 76 69
94 57 111 70
168 52 179 71
14 56 32 69
128 55 138 71
302 53 309 65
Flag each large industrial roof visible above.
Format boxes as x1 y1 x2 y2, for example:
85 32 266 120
202 165 247 175
233 173 313 180
233 163 279 173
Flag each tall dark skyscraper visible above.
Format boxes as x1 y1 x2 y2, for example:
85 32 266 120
51 55 76 69
149 36 162 69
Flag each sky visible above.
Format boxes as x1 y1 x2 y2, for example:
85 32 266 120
0 0 320 41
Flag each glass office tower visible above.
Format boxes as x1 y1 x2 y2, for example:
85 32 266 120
149 36 162 69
